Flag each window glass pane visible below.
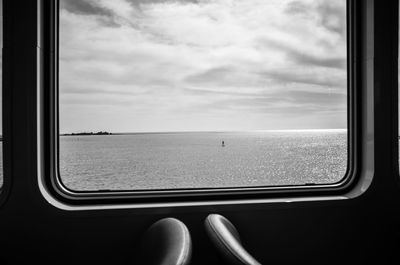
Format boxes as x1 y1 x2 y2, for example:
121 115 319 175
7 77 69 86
59 0 347 191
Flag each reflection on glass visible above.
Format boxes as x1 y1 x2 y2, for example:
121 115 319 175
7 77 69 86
59 0 347 191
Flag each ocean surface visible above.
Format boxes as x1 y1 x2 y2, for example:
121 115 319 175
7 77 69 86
56 130 347 191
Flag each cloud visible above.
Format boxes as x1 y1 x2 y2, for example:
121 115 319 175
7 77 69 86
262 68 346 88
259 38 346 70
61 0 113 17
59 0 347 132
178 88 345 116
289 51 345 70
285 0 346 37
285 1 309 16
126 0 200 7
316 1 346 36
184 66 267 91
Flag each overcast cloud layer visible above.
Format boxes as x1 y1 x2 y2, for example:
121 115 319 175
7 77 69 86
59 0 347 133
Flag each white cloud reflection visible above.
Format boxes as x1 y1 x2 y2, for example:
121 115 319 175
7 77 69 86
59 0 347 133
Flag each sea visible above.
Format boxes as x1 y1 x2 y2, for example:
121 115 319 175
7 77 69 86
53 130 348 191
0 130 347 190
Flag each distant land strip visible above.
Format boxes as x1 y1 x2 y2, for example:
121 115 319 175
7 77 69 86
59 129 348 136
61 131 112 136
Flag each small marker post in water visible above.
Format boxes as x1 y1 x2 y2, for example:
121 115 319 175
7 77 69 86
222 140 225 147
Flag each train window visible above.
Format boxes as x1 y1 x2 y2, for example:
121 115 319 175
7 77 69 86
58 0 347 192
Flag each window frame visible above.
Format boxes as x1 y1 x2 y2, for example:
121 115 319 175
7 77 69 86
0 0 10 207
40 0 362 206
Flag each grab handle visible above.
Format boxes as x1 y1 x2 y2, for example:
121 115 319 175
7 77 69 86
205 214 261 265
140 218 192 265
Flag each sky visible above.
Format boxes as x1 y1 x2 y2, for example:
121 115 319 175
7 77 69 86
59 0 347 133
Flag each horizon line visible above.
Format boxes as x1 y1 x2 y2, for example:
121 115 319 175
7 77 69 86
60 128 348 135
